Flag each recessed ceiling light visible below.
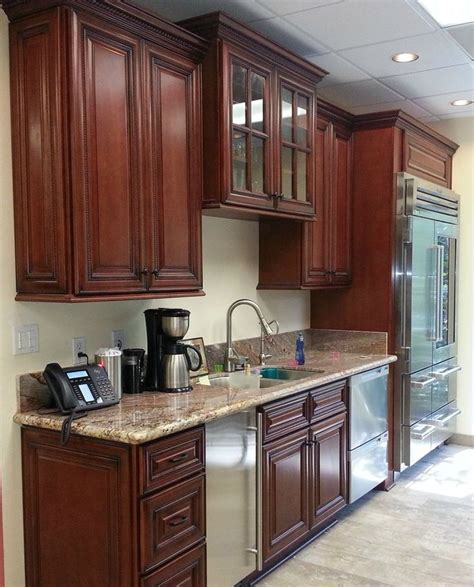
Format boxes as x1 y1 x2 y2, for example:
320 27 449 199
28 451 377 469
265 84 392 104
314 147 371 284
418 0 474 27
450 99 473 106
392 52 419 63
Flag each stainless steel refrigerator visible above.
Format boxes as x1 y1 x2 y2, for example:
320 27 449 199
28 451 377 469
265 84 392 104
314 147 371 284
394 172 461 471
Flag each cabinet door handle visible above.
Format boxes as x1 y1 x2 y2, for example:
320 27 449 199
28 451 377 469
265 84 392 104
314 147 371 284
169 452 188 463
168 516 188 527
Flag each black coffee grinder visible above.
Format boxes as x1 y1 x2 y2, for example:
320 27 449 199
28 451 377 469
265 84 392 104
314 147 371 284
144 308 193 391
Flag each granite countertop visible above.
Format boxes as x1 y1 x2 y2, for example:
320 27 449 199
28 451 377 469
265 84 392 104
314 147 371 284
14 349 397 445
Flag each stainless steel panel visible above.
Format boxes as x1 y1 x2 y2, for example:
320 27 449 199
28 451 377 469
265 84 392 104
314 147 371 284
349 366 388 450
403 366 435 425
206 410 258 586
410 216 436 372
431 358 460 412
348 432 388 503
429 401 460 449
402 418 435 467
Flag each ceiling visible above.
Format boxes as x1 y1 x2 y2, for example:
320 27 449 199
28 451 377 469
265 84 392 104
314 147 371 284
135 0 474 122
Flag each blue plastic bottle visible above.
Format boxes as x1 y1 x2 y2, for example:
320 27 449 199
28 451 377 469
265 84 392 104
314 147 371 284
295 332 305 365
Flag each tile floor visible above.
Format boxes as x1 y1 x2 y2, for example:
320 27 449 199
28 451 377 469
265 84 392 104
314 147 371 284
261 444 474 586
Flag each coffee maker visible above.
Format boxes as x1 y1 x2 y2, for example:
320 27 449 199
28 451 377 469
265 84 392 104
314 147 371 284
144 308 202 392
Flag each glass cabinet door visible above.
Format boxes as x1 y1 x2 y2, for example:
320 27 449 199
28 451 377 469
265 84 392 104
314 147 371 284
278 81 314 214
230 58 271 203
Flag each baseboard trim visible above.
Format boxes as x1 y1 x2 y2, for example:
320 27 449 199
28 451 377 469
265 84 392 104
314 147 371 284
448 433 474 447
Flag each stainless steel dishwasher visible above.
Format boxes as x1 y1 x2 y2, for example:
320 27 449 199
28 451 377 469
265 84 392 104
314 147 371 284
206 408 261 586
348 365 389 503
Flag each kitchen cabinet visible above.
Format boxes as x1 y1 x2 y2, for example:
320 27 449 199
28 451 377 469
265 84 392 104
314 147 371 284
5 0 205 301
21 425 206 587
259 379 348 566
180 12 326 220
258 100 353 289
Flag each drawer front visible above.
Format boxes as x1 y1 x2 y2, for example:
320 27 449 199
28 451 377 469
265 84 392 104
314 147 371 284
261 393 309 443
402 418 434 467
429 401 459 449
140 475 205 573
141 543 206 587
310 380 346 423
430 359 460 413
404 366 435 425
140 427 205 494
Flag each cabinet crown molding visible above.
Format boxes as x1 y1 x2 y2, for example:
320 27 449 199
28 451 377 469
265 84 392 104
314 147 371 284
179 11 328 84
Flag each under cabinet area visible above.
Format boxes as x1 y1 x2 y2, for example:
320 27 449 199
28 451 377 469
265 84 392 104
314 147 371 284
258 101 353 289
180 12 325 219
7 1 205 301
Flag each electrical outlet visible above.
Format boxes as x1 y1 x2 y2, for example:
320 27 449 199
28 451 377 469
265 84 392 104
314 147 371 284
72 337 87 365
112 329 125 350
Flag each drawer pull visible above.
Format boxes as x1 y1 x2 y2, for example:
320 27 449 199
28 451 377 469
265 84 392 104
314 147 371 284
431 365 462 380
169 453 188 463
168 516 188 527
411 376 436 388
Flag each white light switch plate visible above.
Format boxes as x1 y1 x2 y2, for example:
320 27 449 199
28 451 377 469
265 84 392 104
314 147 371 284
112 329 125 349
12 324 39 355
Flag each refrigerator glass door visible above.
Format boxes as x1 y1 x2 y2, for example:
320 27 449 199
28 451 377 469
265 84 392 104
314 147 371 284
433 222 457 364
409 217 435 372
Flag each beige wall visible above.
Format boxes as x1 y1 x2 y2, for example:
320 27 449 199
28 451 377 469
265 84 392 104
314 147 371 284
0 11 310 585
430 117 474 437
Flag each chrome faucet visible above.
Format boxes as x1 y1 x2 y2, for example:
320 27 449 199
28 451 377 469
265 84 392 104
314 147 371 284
224 299 279 372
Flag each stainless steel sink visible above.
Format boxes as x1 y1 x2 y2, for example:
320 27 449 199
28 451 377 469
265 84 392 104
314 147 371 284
208 374 280 389
258 367 321 380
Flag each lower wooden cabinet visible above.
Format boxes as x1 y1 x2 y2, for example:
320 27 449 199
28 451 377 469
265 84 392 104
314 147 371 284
141 544 206 587
260 395 348 566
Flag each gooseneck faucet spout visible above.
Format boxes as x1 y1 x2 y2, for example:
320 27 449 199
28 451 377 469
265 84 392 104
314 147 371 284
224 299 279 372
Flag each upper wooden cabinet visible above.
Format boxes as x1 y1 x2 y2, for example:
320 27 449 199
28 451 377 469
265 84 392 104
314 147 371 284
5 0 206 301
259 100 353 289
180 12 326 220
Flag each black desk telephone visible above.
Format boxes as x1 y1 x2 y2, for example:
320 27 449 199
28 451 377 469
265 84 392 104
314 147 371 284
43 363 119 444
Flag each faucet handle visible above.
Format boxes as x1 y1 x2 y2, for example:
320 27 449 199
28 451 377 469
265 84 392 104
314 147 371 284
268 319 280 335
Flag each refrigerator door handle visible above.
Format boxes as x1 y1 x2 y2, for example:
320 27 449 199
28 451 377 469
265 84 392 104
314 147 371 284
431 245 444 342
400 240 412 356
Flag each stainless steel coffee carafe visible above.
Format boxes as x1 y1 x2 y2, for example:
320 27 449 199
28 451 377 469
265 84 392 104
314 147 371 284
160 344 202 393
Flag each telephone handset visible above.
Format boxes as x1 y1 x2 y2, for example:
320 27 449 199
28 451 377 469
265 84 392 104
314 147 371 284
43 363 119 414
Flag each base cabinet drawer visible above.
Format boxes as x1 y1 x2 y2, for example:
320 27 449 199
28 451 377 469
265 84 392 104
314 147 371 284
141 544 206 587
140 475 206 573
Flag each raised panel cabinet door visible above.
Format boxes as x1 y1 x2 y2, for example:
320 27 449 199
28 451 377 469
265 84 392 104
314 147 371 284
330 125 352 285
142 43 202 291
21 428 134 587
222 45 275 211
141 544 206 587
70 12 146 294
310 412 347 529
403 131 452 187
275 74 316 217
261 428 310 565
10 8 69 295
302 116 332 286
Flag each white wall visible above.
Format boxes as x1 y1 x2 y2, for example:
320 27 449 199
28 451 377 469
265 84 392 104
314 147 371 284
430 117 474 438
0 10 310 585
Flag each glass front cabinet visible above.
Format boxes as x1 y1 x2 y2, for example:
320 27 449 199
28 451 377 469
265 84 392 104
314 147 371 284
181 12 325 219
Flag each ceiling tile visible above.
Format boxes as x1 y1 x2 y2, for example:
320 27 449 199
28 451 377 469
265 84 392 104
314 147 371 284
133 0 275 23
250 16 328 55
349 99 432 119
339 31 469 78
446 23 474 59
255 0 342 17
381 64 474 99
307 53 370 86
318 79 405 110
413 89 474 115
285 0 436 51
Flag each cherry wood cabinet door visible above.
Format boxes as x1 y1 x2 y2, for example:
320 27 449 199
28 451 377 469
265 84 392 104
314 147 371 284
70 12 146 295
261 428 310 565
329 125 352 285
141 544 206 587
275 74 316 217
302 115 332 286
223 45 275 211
10 8 70 295
310 412 347 529
142 44 202 292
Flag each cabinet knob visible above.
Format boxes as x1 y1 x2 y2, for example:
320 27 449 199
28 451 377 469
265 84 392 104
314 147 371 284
141 268 149 276
151 268 159 277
